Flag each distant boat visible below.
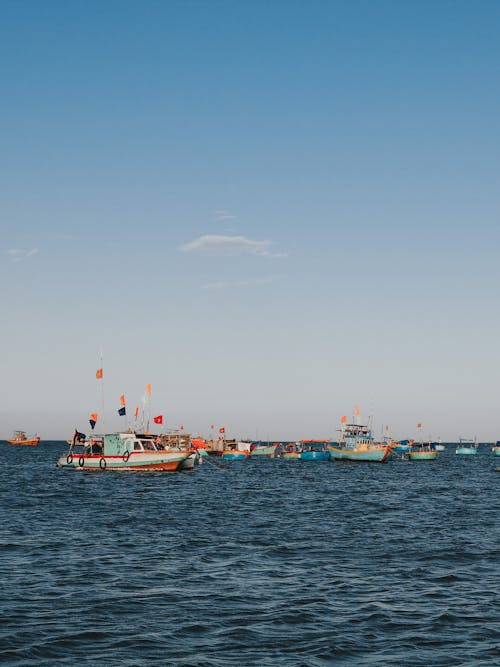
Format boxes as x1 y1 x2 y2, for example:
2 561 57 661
328 420 392 463
280 442 302 459
7 430 40 446
408 441 438 461
455 437 478 455
433 439 445 452
393 439 411 452
491 441 500 456
249 442 279 457
57 432 190 471
222 440 250 461
300 440 331 461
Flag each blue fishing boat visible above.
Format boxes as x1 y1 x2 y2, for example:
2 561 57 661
300 440 330 461
393 439 411 452
222 440 250 461
328 415 392 463
455 437 478 455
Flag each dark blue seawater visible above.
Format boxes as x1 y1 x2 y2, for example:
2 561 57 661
0 442 498 666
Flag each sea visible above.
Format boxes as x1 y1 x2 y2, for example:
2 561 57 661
0 442 498 666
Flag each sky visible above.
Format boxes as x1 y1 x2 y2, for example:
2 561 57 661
1 0 499 441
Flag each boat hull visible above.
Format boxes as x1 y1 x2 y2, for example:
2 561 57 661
409 451 437 461
281 452 301 459
494 448 500 456
301 450 330 461
222 451 248 461
328 446 390 463
56 451 188 471
250 445 278 457
455 447 477 455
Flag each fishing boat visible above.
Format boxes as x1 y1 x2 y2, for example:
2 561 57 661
280 442 302 459
57 431 191 471
7 430 40 446
222 440 250 461
408 441 438 461
491 441 500 456
300 440 331 461
455 437 478 455
328 421 392 463
249 441 279 457
393 439 411 452
433 439 445 452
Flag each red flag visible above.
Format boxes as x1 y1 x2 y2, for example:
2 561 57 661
219 427 225 434
96 368 103 379
180 425 184 430
153 415 163 424
341 415 347 424
134 405 139 419
417 423 422 428
120 394 126 406
90 413 98 422
210 424 214 429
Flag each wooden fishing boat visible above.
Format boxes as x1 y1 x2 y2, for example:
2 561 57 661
408 441 438 461
280 442 302 459
57 432 191 471
222 440 250 461
455 437 478 455
249 442 279 457
7 430 40 446
300 440 331 461
328 421 392 463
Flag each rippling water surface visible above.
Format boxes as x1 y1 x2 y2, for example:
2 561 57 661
0 442 498 666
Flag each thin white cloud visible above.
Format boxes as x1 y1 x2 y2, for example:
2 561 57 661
7 248 39 262
181 234 287 258
214 210 237 222
202 281 226 290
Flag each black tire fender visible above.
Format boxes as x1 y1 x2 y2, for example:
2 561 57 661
78 456 85 467
123 451 130 463
99 457 107 470
66 454 73 465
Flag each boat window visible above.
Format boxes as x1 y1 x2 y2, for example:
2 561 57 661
142 440 155 451
133 441 143 451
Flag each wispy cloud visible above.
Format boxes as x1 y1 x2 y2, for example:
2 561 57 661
7 248 39 262
214 210 237 222
200 276 277 290
181 234 287 258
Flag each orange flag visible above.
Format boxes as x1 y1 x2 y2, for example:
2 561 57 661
90 413 98 422
120 394 126 406
146 383 152 396
341 415 347 423
96 368 103 379
354 405 360 416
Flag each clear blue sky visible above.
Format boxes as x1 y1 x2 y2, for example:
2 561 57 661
1 0 499 440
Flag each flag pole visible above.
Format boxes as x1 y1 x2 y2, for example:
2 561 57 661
99 349 105 433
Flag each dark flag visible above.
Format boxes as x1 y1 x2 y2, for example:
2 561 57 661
118 407 126 416
73 429 86 445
